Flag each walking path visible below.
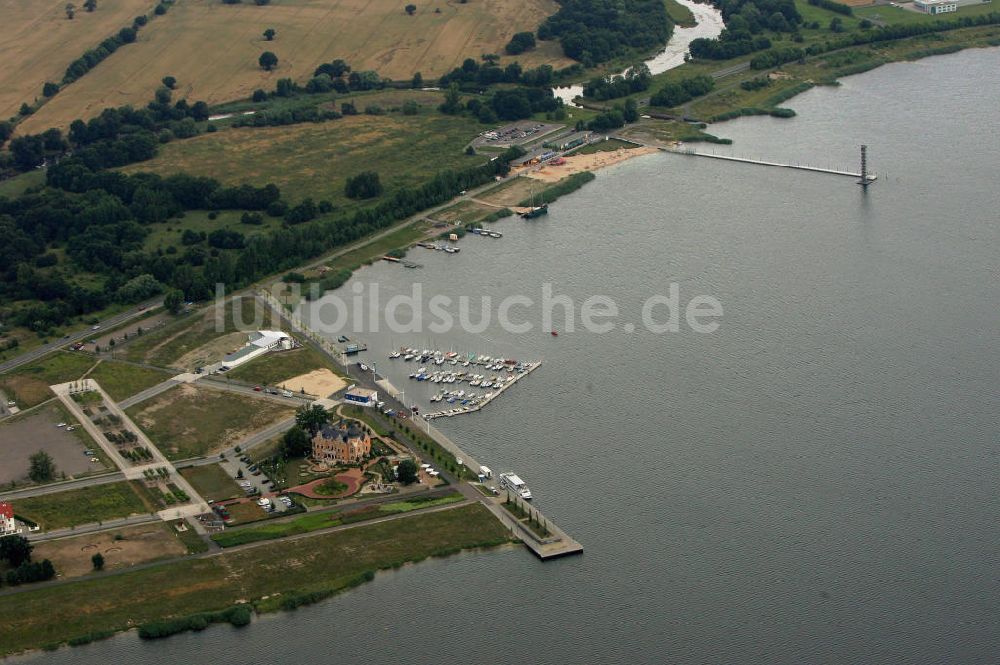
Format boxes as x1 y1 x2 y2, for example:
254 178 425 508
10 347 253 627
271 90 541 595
51 379 210 523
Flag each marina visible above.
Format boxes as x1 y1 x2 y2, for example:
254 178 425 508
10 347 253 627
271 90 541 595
388 346 541 419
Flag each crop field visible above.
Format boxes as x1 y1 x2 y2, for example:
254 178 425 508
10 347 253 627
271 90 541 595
122 113 485 205
21 0 569 132
0 0 153 121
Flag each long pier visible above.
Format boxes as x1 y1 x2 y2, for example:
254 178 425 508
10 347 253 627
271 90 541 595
665 147 878 181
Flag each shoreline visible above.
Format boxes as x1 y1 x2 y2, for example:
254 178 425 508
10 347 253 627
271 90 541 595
0 503 512 659
521 146 661 183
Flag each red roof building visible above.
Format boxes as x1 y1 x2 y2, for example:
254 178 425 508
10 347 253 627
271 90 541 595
0 502 20 536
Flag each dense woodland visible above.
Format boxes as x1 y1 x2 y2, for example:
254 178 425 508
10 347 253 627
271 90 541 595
538 0 673 66
0 88 522 334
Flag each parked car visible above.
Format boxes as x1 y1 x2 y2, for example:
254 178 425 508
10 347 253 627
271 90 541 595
282 390 293 398
253 386 262 392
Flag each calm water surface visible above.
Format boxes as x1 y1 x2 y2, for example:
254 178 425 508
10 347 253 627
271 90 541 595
15 48 1000 665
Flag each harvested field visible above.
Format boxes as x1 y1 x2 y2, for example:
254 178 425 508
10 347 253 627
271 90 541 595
32 523 185 579
279 369 346 398
21 0 569 131
0 404 105 485
0 0 153 121
125 383 295 460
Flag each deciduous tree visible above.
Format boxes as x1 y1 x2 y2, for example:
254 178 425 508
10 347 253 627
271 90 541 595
28 451 56 483
258 51 278 71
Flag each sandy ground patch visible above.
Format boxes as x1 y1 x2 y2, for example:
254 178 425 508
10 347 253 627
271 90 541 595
32 523 185 579
0 406 104 484
523 147 660 183
174 331 248 371
279 369 346 398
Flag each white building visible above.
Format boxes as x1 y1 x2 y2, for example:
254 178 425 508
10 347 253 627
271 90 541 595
222 330 293 369
914 0 988 12
0 502 21 536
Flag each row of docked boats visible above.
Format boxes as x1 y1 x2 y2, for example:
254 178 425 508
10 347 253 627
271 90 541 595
470 228 503 238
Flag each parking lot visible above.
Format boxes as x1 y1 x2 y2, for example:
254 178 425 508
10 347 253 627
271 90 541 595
472 121 564 148
0 406 107 484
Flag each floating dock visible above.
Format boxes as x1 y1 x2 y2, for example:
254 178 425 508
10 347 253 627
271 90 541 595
666 147 877 181
388 347 540 419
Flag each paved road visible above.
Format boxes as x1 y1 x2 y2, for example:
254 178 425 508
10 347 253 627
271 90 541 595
118 378 179 409
0 298 163 375
0 472 126 501
24 514 160 543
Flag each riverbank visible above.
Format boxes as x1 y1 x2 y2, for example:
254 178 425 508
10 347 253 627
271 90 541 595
0 504 510 658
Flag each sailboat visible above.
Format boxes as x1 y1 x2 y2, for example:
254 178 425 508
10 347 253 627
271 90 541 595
520 184 548 219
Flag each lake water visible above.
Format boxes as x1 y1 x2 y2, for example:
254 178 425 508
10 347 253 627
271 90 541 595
14 48 1000 665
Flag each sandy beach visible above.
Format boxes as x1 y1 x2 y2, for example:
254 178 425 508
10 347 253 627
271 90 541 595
522 146 660 183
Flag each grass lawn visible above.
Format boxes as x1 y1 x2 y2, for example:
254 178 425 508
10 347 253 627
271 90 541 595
179 464 244 503
142 209 285 254
86 360 171 403
0 170 46 198
223 500 269 525
121 114 486 206
0 352 97 408
226 341 341 386
572 138 643 154
168 520 210 554
664 0 697 27
14 482 149 531
126 384 294 460
0 503 508 656
212 491 465 547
